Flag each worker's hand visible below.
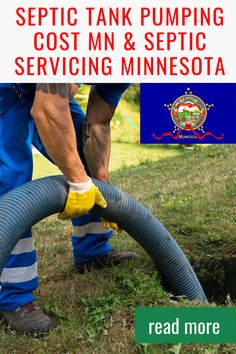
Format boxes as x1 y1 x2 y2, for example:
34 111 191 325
58 178 107 220
101 218 122 232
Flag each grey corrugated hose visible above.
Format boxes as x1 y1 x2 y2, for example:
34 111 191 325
0 175 207 301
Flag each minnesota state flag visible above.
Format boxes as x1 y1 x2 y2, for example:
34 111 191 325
140 84 236 144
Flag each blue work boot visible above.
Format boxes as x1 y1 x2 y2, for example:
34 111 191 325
75 249 139 274
0 301 52 336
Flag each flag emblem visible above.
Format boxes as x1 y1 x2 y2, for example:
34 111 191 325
152 88 224 141
170 93 207 131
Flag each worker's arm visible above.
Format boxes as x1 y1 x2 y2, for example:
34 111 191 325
82 85 114 181
82 84 130 231
31 83 107 218
31 83 87 183
83 84 130 181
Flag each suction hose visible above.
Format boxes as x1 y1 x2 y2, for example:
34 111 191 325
0 175 207 302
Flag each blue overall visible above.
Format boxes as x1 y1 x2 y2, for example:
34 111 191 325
0 83 129 310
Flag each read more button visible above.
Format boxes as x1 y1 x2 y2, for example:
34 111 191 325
135 307 236 344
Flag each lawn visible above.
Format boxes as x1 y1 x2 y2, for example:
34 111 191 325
1 143 235 353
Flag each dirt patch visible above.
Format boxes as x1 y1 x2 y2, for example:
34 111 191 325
193 255 236 303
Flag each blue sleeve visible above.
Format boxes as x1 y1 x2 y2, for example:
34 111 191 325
94 84 130 107
0 83 15 89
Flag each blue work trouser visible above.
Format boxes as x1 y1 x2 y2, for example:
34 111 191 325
0 92 112 311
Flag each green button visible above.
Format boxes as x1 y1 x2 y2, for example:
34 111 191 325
135 307 236 344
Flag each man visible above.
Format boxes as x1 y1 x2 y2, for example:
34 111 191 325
0 83 137 335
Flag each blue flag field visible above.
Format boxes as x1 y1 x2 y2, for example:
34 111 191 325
141 84 236 144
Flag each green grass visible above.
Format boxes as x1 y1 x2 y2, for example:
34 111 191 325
1 144 236 353
33 143 184 179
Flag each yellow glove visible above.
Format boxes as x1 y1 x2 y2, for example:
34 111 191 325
102 218 122 232
58 178 107 220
